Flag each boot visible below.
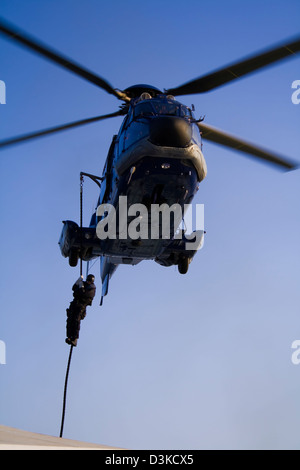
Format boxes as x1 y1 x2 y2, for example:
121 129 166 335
65 337 78 347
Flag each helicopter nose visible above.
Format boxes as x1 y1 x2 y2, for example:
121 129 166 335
149 116 192 148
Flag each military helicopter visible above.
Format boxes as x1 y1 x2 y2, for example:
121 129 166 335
0 18 299 304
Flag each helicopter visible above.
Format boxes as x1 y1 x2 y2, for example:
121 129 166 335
0 18 299 304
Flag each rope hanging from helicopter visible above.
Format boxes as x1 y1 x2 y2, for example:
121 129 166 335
59 171 103 438
80 172 103 277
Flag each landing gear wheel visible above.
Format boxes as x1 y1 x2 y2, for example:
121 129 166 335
69 248 79 267
178 257 189 274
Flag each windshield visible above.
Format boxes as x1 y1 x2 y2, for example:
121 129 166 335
134 102 155 118
134 98 192 119
152 100 180 116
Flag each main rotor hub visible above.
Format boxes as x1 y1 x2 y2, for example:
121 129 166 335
123 84 163 99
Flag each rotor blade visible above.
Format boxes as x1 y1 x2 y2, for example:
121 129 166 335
198 122 298 171
166 36 300 96
0 111 123 150
0 17 129 101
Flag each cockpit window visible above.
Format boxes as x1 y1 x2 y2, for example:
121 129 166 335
152 100 180 116
134 102 155 118
181 106 192 118
133 98 193 119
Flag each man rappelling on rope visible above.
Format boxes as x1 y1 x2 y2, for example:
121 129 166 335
65 274 96 347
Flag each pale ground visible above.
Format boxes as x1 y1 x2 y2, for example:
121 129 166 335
0 424 122 450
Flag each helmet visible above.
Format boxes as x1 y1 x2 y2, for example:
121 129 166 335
86 274 95 283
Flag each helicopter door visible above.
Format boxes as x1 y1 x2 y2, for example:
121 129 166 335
117 113 130 154
98 176 107 205
99 135 117 205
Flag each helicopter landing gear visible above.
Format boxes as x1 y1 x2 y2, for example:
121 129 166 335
178 256 190 274
69 248 79 267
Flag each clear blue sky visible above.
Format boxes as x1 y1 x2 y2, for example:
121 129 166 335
0 0 299 450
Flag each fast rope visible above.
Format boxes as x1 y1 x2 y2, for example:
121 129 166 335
59 172 103 438
59 175 84 438
59 343 74 438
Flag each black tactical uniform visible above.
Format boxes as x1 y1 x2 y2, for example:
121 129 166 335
66 274 96 346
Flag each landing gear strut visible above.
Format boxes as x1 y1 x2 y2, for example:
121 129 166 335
69 248 79 267
178 256 189 274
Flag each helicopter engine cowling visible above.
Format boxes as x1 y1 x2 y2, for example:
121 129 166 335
149 116 192 148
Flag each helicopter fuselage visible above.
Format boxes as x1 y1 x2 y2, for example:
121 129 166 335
59 88 207 301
